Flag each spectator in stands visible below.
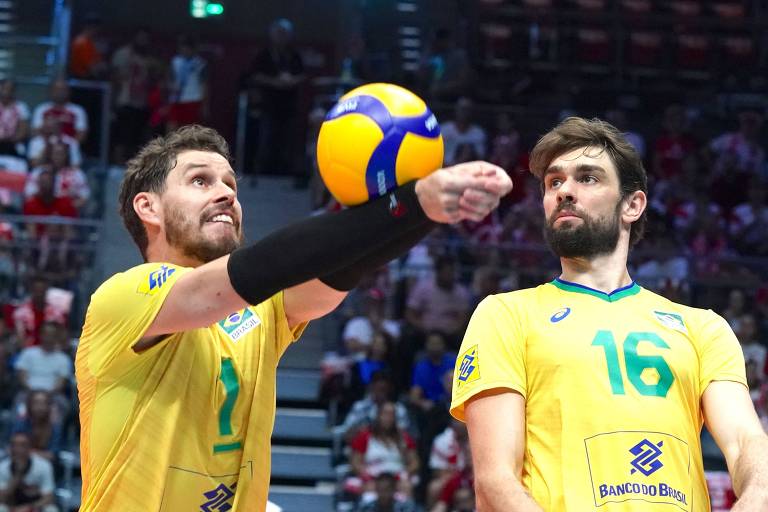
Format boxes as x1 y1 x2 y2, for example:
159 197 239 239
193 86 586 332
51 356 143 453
426 419 469 508
11 277 68 347
0 79 30 159
405 256 471 349
418 28 472 103
242 18 305 181
167 35 208 132
22 169 78 239
489 112 526 205
343 288 400 360
440 98 486 167
468 265 501 315
429 447 474 512
722 288 747 331
409 332 455 414
0 432 58 512
110 28 155 164
31 78 88 144
349 402 420 497
730 179 768 256
25 142 90 212
0 324 17 412
349 333 395 399
27 115 82 169
357 472 417 512
340 371 409 439
652 104 697 179
69 13 107 80
737 313 767 385
709 109 765 177
10 390 63 461
14 321 72 401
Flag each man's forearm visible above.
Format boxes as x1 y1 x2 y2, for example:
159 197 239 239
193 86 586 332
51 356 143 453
476 472 543 512
732 433 768 506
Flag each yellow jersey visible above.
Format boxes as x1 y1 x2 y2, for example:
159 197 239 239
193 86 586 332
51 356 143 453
76 263 306 511
451 279 746 512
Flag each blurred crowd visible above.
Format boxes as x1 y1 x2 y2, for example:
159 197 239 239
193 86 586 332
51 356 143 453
1 6 768 511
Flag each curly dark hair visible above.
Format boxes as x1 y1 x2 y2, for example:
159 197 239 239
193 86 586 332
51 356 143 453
118 125 231 259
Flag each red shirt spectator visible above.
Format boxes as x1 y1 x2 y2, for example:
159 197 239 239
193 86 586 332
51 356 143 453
31 79 88 143
653 104 697 179
11 278 68 347
0 79 30 156
22 169 78 238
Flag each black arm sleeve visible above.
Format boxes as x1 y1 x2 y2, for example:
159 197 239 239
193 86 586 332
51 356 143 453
227 181 430 304
318 220 436 291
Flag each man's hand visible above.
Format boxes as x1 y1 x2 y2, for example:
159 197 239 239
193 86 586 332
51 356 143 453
415 161 513 223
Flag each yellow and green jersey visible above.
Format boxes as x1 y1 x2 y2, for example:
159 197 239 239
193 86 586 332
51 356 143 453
76 263 305 511
451 278 746 511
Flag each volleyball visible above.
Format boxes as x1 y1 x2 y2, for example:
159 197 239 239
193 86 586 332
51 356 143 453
316 83 444 206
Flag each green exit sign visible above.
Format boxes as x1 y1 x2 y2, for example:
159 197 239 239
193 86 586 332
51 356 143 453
190 0 224 18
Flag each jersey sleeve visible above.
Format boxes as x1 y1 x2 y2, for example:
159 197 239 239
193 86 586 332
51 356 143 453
78 263 191 378
450 294 527 421
266 290 307 359
697 309 747 392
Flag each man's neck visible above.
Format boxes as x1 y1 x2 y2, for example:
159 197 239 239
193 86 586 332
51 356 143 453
558 246 632 294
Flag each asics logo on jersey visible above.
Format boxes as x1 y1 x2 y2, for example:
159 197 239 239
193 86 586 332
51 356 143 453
200 482 236 511
550 307 571 323
629 439 664 476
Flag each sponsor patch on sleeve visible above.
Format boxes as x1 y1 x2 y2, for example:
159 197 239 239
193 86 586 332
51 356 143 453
456 345 480 387
136 265 176 296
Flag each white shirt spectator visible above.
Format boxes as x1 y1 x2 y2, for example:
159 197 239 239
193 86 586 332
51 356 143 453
343 317 401 349
441 121 486 165
0 100 29 141
710 132 765 175
171 55 207 103
0 452 56 495
111 45 151 108
31 102 88 138
730 202 768 235
25 166 90 203
27 134 82 167
429 427 467 472
14 346 72 392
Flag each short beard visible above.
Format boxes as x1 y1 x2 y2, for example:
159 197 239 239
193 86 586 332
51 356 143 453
543 201 621 259
165 205 243 263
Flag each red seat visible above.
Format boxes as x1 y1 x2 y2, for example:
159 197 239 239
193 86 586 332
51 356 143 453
720 35 755 67
577 28 612 63
628 31 663 67
676 33 710 68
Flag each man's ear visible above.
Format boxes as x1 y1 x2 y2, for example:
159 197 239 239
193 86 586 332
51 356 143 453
622 189 646 224
133 191 162 229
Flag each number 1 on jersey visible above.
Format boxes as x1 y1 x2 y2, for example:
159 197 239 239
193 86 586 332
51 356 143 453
591 331 675 398
214 358 242 453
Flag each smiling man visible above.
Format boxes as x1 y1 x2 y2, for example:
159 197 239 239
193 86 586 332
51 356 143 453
450 117 768 511
75 125 512 511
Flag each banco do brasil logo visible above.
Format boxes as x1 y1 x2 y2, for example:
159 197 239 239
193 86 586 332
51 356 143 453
629 438 664 476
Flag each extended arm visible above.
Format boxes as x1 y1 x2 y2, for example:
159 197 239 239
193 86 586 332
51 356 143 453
142 163 512 340
465 389 543 512
702 380 768 510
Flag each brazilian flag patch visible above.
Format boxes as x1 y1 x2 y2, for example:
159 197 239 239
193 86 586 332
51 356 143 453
218 308 260 342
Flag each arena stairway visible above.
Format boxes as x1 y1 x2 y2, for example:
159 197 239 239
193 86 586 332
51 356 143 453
55 172 340 511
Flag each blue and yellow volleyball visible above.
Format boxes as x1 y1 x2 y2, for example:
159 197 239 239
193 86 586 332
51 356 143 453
317 83 444 206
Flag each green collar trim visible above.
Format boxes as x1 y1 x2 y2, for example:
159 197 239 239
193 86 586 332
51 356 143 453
550 278 641 303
